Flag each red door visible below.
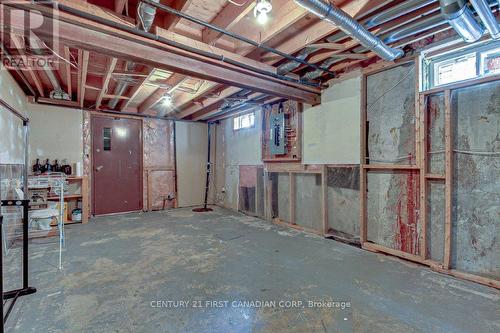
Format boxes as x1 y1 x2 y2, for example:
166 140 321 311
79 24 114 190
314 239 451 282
92 116 143 215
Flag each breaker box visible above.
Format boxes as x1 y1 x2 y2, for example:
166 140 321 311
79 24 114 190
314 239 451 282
269 113 286 155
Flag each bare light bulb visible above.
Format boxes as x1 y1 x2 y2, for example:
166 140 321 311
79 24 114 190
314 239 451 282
257 11 268 25
162 94 173 107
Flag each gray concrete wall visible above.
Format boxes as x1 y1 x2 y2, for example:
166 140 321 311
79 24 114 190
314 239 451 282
451 81 499 280
327 167 360 237
365 63 421 255
367 63 416 165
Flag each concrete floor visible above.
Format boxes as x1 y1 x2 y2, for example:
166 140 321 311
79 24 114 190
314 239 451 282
4 207 500 333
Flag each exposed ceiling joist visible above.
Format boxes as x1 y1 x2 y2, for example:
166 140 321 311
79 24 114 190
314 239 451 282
163 0 193 30
78 50 90 108
4 2 320 105
63 46 73 98
201 1 255 45
9 34 45 97
120 69 156 111
179 0 394 120
138 72 185 113
96 57 118 109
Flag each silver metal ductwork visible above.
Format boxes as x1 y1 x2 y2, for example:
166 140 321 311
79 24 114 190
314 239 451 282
294 0 404 61
301 58 340 81
108 0 160 109
470 0 500 39
365 0 437 28
277 47 315 74
439 0 484 42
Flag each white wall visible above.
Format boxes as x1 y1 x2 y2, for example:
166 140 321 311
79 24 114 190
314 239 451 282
27 104 84 168
0 66 28 164
303 73 361 164
175 121 208 207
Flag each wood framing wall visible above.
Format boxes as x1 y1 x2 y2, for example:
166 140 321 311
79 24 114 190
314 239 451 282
360 59 500 289
216 56 499 290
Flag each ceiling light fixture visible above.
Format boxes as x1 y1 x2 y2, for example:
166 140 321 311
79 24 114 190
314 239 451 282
161 93 173 107
254 0 272 25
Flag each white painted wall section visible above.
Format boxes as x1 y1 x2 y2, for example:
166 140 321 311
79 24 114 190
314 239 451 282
303 73 361 164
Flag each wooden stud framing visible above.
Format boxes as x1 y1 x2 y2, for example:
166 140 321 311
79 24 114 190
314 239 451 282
443 89 453 270
359 75 368 244
419 94 428 259
321 165 328 235
289 172 295 225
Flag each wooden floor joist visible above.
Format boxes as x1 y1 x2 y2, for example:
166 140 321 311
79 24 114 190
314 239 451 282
2 2 320 105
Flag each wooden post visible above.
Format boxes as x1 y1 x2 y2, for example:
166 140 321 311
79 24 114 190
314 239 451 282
419 94 428 259
360 75 368 243
289 172 295 224
443 90 453 269
81 176 89 223
321 165 328 235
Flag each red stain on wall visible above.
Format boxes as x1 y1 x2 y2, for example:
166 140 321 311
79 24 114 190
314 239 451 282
394 169 420 255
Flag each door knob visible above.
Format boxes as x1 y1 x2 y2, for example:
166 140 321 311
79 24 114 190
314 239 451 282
96 165 104 171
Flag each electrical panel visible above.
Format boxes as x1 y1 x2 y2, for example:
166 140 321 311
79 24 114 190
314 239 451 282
269 113 286 155
262 100 302 162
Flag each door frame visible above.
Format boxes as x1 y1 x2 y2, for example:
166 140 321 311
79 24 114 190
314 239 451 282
90 113 144 216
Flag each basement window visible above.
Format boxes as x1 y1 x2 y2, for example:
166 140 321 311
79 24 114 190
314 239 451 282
233 112 255 131
424 41 500 89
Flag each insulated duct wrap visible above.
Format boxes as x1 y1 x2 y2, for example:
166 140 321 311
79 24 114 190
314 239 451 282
439 0 484 42
294 0 404 61
469 0 500 39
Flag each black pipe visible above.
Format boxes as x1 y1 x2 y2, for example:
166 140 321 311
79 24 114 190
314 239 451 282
24 2 326 89
203 122 212 210
141 0 336 77
0 99 29 123
87 108 202 123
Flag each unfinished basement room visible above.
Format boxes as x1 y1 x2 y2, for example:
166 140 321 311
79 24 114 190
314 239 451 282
0 0 499 332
